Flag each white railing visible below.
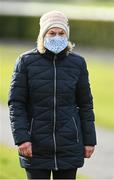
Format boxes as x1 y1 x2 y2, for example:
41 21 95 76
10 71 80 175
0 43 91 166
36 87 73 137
0 1 114 22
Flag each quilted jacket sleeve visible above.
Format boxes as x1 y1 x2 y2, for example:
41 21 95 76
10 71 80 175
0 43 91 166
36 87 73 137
76 58 97 146
8 55 31 145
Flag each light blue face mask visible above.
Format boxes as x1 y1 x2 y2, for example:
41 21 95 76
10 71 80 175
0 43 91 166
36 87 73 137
44 35 68 54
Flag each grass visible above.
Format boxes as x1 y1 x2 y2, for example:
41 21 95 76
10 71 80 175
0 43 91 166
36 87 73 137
87 60 114 130
0 145 88 179
68 1 114 7
0 43 114 131
42 0 114 7
0 43 32 103
0 145 26 179
47 0 114 7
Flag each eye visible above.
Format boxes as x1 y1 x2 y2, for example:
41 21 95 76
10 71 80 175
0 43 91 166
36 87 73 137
49 32 56 36
59 32 65 36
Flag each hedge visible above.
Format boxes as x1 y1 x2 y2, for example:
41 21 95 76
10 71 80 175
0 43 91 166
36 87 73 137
0 15 114 48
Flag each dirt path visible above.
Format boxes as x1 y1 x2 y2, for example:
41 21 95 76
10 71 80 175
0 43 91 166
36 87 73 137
0 104 114 179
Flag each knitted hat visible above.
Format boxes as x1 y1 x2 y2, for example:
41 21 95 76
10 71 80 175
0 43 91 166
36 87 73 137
39 10 70 39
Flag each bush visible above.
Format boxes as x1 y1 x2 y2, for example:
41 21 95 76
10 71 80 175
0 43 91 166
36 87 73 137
0 15 114 48
0 16 39 41
70 19 114 48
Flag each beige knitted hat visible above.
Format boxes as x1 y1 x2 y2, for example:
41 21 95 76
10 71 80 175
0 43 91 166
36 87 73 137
39 10 70 39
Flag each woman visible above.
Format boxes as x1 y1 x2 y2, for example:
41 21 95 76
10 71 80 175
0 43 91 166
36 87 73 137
8 11 97 180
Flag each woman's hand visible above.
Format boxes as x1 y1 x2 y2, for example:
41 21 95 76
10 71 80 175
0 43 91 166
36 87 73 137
84 146 95 158
18 142 32 157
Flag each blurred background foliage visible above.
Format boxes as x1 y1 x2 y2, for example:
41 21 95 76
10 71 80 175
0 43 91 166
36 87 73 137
0 16 114 48
1 0 114 4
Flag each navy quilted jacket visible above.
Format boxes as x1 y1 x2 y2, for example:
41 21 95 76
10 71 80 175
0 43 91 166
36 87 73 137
8 47 97 170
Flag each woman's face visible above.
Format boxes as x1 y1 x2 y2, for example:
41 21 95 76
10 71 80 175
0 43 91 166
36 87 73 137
45 27 67 38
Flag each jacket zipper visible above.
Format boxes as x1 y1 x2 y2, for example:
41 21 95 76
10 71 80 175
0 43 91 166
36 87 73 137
53 55 58 170
72 116 79 143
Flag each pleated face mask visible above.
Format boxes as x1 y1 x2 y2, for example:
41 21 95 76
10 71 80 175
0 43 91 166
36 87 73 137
44 35 68 54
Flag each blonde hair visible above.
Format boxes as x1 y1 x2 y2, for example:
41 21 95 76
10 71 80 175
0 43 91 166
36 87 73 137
37 35 75 54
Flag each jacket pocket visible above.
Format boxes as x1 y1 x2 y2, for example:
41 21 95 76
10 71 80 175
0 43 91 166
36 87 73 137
71 116 79 143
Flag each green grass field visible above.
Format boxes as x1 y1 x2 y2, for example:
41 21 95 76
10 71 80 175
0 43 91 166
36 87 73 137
0 145 26 179
43 0 114 7
87 60 114 129
0 43 114 130
0 43 31 103
67 1 114 7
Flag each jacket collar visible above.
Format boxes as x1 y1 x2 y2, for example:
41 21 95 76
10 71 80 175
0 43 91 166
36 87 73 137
38 47 69 61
